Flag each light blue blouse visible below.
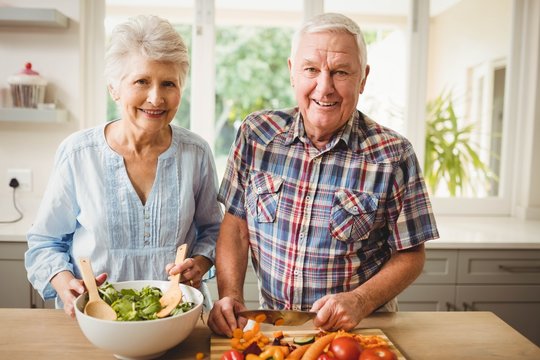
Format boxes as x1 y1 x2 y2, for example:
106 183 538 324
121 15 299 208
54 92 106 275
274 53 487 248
25 122 223 306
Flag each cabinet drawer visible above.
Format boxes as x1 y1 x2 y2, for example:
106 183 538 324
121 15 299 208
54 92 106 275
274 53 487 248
457 250 540 284
0 242 27 260
414 249 458 284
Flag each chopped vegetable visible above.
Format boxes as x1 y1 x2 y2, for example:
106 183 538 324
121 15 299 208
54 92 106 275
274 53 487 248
97 282 194 321
293 336 316 345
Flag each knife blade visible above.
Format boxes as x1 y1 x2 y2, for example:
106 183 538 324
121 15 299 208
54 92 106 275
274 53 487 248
237 309 316 326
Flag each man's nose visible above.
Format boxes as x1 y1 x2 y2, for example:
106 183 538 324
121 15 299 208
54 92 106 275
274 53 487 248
147 86 165 106
315 72 335 95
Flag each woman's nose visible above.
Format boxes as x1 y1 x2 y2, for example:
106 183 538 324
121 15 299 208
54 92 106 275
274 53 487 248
147 86 165 106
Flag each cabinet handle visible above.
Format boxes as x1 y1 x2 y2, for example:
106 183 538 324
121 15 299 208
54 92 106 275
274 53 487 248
463 302 476 311
446 302 458 311
499 265 540 273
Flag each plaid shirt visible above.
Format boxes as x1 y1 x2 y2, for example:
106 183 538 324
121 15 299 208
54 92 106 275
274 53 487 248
218 107 439 310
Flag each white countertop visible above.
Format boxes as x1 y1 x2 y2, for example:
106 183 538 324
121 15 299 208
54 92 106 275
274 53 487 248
1 215 540 249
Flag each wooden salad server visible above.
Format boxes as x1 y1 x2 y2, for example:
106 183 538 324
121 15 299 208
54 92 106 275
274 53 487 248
156 244 188 318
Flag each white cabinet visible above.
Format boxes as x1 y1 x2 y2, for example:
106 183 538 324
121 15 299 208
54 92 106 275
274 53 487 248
398 249 540 346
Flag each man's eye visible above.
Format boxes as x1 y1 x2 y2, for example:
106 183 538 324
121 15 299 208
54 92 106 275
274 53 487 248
163 81 177 87
304 67 317 73
334 71 348 76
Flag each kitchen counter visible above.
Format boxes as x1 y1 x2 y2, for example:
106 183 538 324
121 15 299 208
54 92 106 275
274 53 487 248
3 216 540 248
0 310 538 359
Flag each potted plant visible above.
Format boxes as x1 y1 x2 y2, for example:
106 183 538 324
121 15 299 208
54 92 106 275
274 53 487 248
424 91 496 196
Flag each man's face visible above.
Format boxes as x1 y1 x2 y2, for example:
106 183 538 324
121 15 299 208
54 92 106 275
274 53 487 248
288 31 368 138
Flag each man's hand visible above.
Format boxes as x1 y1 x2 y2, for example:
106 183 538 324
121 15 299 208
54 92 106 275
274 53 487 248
208 296 248 337
310 291 368 331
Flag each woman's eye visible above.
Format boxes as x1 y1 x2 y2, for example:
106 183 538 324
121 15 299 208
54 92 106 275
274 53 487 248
135 79 147 85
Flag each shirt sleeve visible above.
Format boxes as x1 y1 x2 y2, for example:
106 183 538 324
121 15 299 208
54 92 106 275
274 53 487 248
25 141 78 300
191 140 224 265
218 120 251 219
385 141 439 250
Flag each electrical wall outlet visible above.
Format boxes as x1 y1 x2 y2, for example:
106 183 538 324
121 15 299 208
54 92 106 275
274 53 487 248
7 168 32 191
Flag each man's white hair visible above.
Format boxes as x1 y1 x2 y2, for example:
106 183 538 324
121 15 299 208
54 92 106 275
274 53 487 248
290 13 368 80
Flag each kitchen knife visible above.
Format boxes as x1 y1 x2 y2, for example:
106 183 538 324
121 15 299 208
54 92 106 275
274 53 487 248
237 309 316 326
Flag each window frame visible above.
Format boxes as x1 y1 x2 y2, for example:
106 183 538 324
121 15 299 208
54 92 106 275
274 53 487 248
93 0 539 218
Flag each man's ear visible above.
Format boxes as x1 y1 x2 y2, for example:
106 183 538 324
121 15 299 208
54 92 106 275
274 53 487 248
108 84 119 101
359 64 370 94
288 58 294 87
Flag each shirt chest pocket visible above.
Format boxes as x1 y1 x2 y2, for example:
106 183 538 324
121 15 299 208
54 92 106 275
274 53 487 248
330 190 379 242
250 172 283 223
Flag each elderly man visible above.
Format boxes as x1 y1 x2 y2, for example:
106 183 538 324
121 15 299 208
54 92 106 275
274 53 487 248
208 13 439 336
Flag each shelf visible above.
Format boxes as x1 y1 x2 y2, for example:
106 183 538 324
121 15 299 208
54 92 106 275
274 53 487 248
0 107 68 123
0 7 68 28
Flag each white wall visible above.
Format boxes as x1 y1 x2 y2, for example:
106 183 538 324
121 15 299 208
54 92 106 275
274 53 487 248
0 0 82 221
427 0 511 103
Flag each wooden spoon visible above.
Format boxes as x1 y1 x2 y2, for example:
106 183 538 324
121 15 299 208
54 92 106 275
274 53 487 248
156 244 188 318
78 258 117 321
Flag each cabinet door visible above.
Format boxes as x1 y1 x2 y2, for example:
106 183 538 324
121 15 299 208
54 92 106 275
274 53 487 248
397 284 456 311
456 285 540 346
414 249 458 284
0 242 31 308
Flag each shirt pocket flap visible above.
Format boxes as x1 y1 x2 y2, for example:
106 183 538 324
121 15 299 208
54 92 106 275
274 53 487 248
335 189 378 215
252 172 284 195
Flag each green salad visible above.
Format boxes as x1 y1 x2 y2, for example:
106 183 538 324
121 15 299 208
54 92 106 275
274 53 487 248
98 282 195 321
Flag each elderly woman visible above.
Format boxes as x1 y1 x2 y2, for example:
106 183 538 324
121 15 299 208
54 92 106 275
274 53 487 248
25 15 222 317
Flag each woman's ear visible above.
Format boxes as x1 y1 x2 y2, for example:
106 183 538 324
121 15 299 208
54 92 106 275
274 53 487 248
107 85 119 101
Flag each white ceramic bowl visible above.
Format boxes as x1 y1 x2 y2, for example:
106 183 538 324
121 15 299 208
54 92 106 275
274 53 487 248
75 280 203 360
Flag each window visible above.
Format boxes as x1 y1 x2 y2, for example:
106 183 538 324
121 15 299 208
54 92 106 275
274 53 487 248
102 0 521 216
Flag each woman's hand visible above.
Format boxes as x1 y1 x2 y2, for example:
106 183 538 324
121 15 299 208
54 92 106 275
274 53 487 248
50 270 108 318
166 255 212 289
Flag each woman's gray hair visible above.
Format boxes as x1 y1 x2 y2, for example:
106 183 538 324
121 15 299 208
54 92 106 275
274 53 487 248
105 15 189 90
290 13 368 80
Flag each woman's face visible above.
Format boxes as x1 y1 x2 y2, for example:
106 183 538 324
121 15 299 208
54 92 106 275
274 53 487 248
112 54 182 132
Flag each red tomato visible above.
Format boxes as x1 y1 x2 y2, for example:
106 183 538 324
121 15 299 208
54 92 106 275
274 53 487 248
221 349 244 360
317 354 334 360
329 336 362 360
358 347 397 360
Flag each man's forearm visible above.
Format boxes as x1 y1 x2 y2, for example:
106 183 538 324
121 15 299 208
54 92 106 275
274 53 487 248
353 243 426 314
215 213 250 302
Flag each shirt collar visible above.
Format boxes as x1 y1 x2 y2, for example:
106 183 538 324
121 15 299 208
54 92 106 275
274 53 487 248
284 110 361 151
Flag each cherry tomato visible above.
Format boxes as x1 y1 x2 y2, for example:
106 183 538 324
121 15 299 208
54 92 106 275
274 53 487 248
221 349 244 360
329 336 362 360
358 347 397 360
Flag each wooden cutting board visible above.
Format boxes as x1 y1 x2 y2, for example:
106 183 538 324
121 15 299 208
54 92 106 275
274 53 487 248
211 328 406 360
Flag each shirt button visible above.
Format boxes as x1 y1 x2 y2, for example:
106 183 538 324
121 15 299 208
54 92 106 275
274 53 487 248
257 186 262 193
145 222 150 227
294 270 300 276
144 232 150 237
306 195 311 202
299 233 305 238
353 206 359 211
144 240 149 245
